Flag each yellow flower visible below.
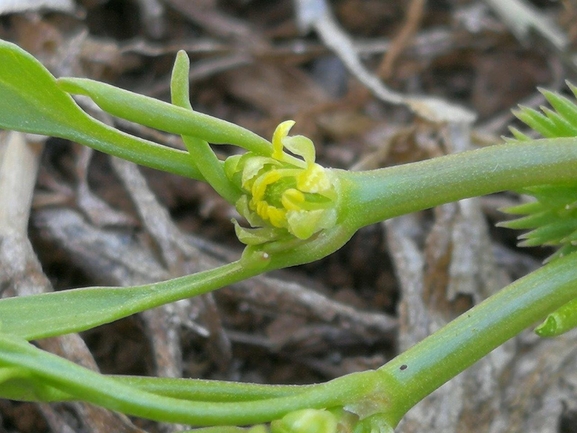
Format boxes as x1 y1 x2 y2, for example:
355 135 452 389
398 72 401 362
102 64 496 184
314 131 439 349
225 121 338 244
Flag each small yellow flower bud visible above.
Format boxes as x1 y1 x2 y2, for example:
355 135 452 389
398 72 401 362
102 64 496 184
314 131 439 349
225 121 338 244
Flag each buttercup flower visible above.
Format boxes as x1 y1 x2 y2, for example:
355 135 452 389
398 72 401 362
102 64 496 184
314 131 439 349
225 121 338 245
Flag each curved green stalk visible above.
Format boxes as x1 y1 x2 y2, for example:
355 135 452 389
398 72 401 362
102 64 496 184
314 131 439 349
339 138 577 229
171 50 241 204
70 117 204 179
0 334 380 426
111 375 315 402
0 39 202 179
57 77 272 155
0 370 314 404
0 223 356 342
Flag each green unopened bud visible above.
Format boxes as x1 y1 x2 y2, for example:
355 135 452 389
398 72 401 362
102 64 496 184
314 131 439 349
225 121 338 245
270 409 338 433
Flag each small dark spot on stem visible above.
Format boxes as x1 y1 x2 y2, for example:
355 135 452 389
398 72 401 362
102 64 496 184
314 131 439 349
400 364 407 371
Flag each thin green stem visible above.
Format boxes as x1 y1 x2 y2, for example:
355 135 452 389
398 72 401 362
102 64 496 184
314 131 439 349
57 77 272 155
171 50 241 203
112 375 314 402
339 138 577 229
0 225 355 342
0 373 314 404
70 115 204 179
0 334 378 426
372 252 577 426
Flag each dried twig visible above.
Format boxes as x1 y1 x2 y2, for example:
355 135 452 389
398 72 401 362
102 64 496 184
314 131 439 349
294 0 477 123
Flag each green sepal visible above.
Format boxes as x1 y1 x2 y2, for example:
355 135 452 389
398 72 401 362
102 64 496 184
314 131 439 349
233 219 288 246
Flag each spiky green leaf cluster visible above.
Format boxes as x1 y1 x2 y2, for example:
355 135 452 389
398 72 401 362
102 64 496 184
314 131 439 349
500 83 577 261
499 184 577 260
508 82 577 142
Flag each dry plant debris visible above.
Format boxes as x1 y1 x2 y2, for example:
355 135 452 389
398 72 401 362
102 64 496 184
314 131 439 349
1 0 577 432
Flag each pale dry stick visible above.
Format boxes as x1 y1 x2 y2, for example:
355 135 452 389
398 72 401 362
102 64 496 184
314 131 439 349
377 0 426 81
0 0 75 15
294 0 476 123
484 0 566 51
295 0 476 123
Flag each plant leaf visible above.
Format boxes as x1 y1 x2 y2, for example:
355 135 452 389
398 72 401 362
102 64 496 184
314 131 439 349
58 77 272 155
0 39 202 179
0 262 245 340
0 39 90 137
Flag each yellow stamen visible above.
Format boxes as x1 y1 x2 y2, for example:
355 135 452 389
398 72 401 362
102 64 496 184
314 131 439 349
272 120 295 160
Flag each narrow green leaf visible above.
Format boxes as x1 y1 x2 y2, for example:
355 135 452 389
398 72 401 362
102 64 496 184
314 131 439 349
0 261 246 340
0 334 353 425
518 218 577 246
541 107 577 137
0 39 202 179
0 39 90 137
497 211 552 230
507 126 531 141
498 200 543 216
567 81 577 101
58 77 272 155
525 184 577 206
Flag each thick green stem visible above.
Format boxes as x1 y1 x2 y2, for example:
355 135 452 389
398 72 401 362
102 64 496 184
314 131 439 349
373 252 577 426
339 138 577 229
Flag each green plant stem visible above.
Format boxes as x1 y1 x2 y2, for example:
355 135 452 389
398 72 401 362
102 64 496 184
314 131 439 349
0 334 379 426
170 50 241 203
112 375 314 402
340 138 577 229
0 372 314 403
372 252 577 427
69 116 204 179
57 77 272 155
